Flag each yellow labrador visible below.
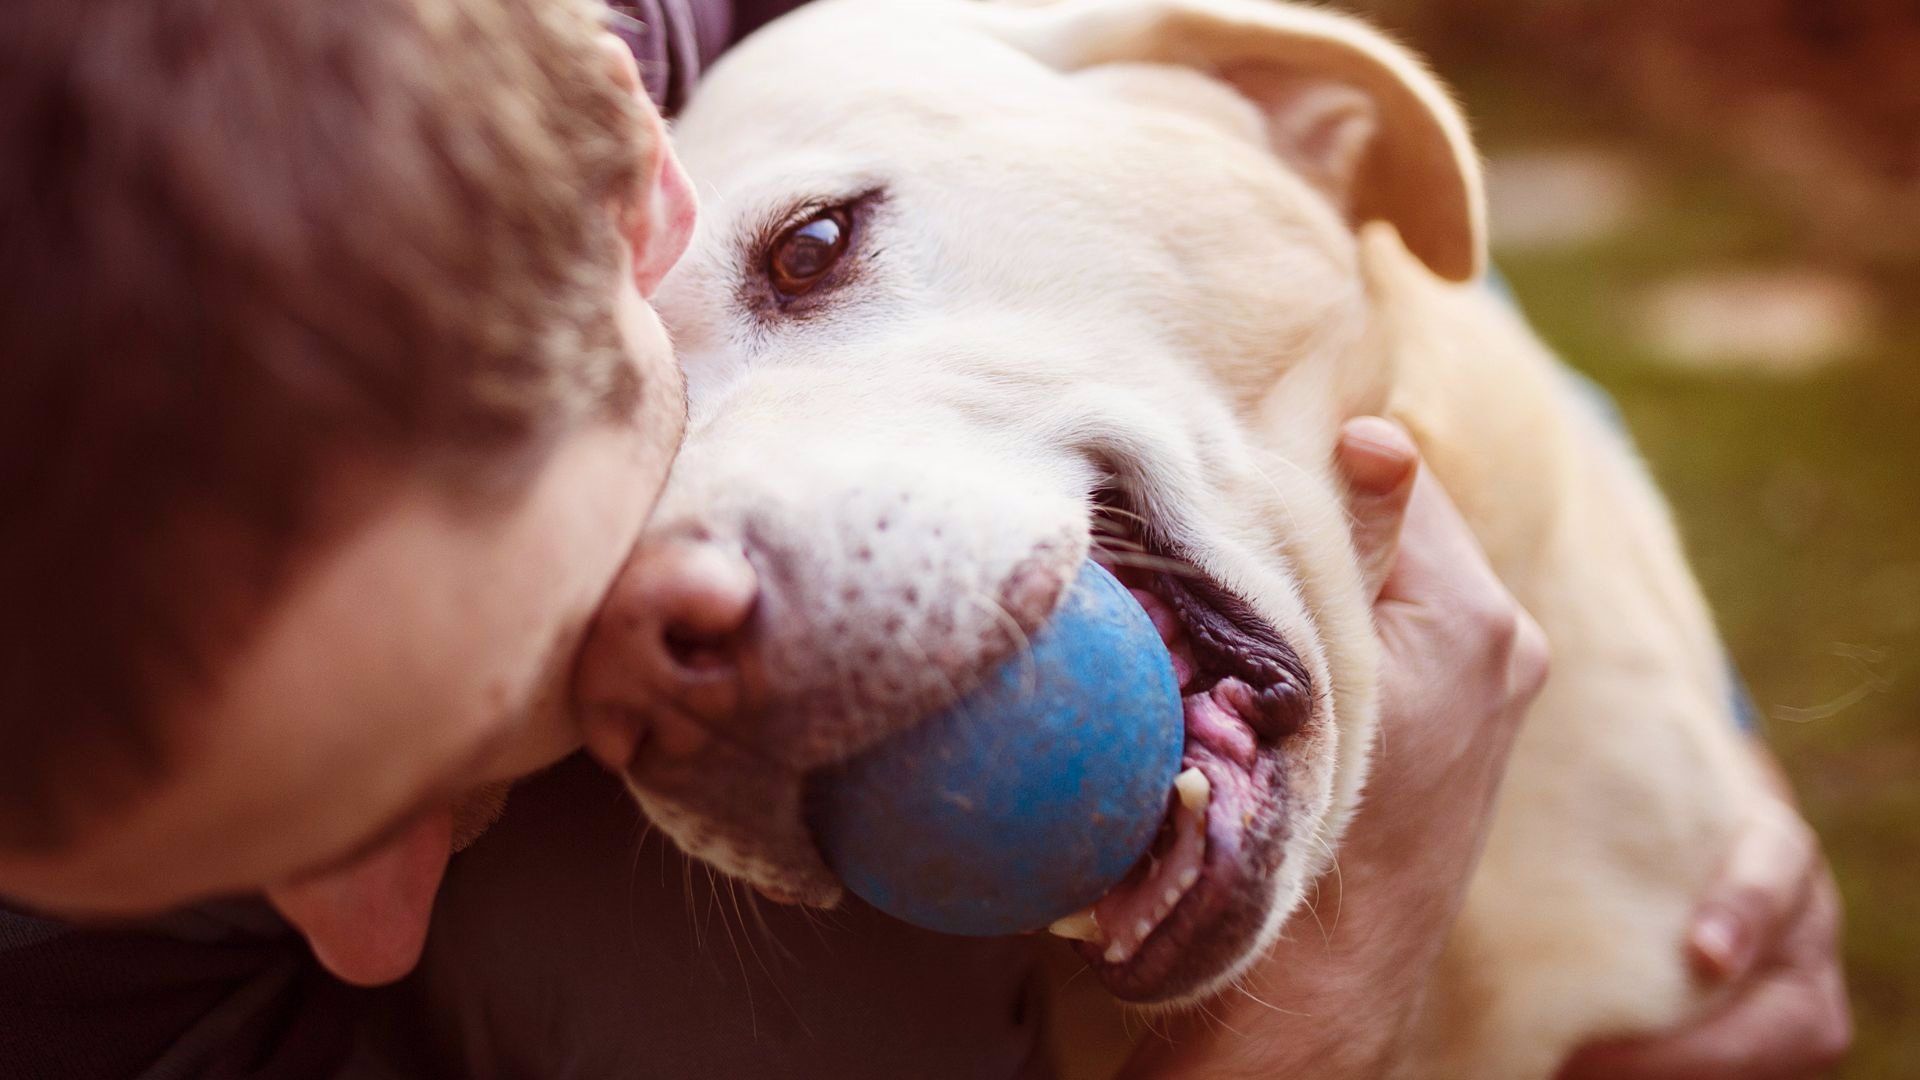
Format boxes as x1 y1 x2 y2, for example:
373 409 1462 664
621 0 1773 1074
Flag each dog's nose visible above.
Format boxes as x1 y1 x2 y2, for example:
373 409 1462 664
576 536 760 771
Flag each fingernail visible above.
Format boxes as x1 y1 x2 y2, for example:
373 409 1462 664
1693 911 1754 980
1339 418 1416 494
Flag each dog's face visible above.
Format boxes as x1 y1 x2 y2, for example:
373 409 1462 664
580 0 1483 1002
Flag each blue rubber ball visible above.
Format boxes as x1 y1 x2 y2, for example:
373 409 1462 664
811 560 1185 936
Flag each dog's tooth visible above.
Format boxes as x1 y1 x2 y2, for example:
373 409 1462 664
1048 910 1103 943
1135 918 1153 942
1163 885 1182 907
1175 767 1211 813
1179 867 1199 890
1103 937 1133 965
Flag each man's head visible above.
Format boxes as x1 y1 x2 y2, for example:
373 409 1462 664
0 0 694 981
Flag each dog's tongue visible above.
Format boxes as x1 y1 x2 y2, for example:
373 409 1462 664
266 809 453 986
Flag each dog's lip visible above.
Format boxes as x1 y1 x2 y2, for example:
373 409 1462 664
1075 745 1285 999
1077 541 1304 1000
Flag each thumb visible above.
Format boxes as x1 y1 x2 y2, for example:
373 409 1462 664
1336 417 1419 599
1689 798 1819 983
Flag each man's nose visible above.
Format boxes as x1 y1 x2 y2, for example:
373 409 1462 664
576 535 761 772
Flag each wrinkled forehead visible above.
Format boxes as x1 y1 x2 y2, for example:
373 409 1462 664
674 0 1065 186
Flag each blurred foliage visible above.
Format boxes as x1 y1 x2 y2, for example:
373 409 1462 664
1331 2 1920 1072
1355 0 1920 258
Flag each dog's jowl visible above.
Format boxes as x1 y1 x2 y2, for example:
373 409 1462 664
589 2 1773 1076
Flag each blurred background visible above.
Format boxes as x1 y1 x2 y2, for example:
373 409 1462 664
1338 1 1918 1073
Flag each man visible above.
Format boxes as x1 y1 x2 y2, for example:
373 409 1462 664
0 0 1846 1076
2 3 693 1072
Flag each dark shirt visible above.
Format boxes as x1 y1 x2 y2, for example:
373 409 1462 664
0 902 372 1079
0 757 1049 1080
374 757 1051 1080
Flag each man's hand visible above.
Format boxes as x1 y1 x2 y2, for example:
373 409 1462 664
1558 768 1852 1080
1121 417 1549 1079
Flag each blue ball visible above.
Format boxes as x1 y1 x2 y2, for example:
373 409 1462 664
811 560 1185 936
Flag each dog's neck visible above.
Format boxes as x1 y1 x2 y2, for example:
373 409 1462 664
1361 229 1581 587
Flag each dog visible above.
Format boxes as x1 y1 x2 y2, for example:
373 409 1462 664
595 0 1775 1074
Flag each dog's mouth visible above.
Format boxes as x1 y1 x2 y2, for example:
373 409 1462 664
1049 489 1312 1002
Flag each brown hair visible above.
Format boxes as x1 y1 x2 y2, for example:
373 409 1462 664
0 0 649 850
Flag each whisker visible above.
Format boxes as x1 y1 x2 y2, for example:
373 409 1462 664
1196 996 1245 1038
1057 960 1093 992
682 857 705 955
891 620 964 710
1232 980 1308 1018
627 825 651 964
1298 865 1335 951
968 587 1033 658
729 879 815 1039
1240 455 1300 531
712 873 757 1038
1310 834 1345 939
965 587 1037 695
1092 502 1152 528
794 903 833 946
742 889 799 967
1088 549 1207 579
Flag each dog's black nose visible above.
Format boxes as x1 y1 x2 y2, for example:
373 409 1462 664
575 535 760 771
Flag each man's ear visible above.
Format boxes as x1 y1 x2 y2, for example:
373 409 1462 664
594 31 696 297
977 0 1484 282
596 29 645 102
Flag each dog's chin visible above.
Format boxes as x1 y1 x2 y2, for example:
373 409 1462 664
1067 495 1319 1003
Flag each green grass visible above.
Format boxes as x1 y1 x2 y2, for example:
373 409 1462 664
1476 100 1920 1076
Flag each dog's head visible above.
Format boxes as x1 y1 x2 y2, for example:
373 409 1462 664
575 0 1483 1002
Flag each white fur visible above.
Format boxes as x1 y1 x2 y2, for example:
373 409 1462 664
639 0 1768 1074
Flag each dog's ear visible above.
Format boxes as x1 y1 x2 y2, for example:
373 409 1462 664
981 0 1484 282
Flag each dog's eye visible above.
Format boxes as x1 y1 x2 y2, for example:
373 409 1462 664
767 208 851 298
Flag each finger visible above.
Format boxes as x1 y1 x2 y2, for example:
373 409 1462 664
1506 606 1552 718
1375 459 1502 612
1689 799 1819 983
1336 417 1418 599
1557 974 1850 1080
1558 879 1849 1080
